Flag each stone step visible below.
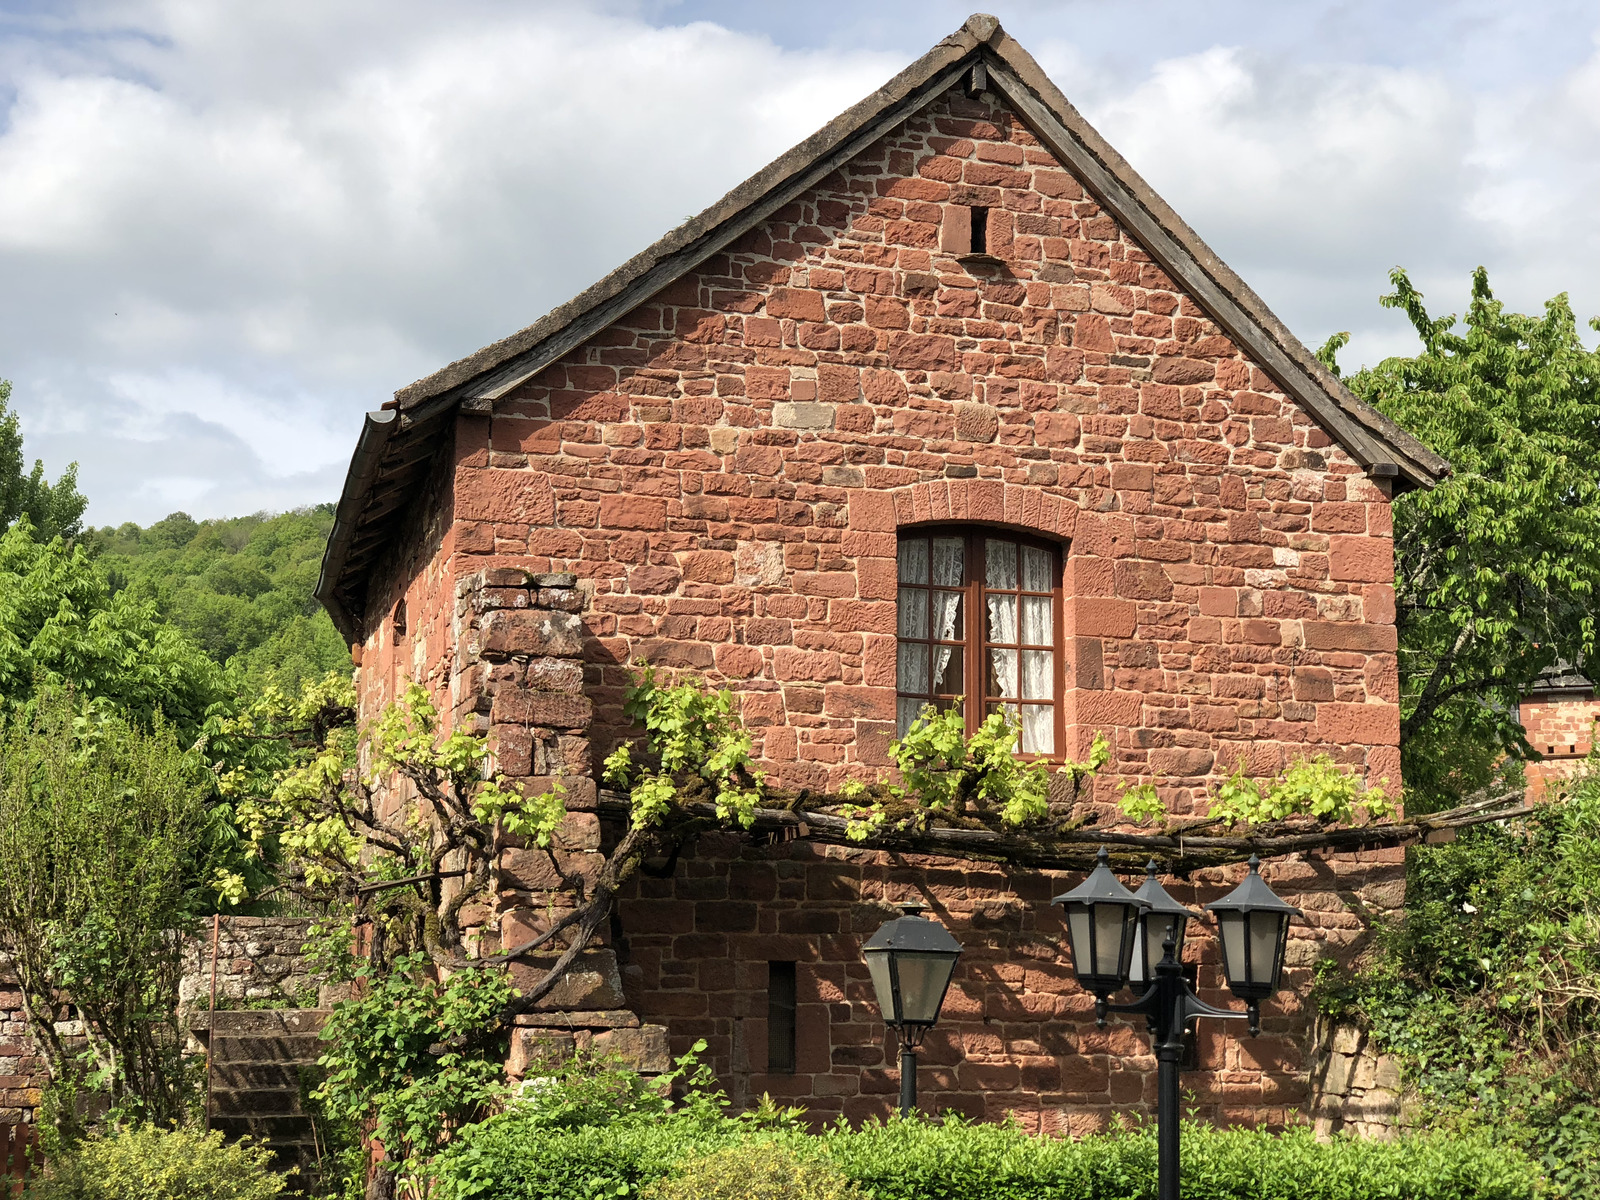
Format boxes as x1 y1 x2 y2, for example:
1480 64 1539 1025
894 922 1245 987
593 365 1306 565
210 1088 304 1117
210 1114 318 1142
190 1010 330 1038
210 1035 324 1065
211 1061 306 1091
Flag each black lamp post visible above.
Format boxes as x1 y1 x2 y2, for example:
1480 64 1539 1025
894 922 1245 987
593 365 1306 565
1054 851 1302 1200
862 901 963 1117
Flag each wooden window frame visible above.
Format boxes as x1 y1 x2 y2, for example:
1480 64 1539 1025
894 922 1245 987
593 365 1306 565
895 526 1067 761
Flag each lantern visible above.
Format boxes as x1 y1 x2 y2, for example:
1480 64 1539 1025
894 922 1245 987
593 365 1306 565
862 902 963 1032
1204 855 1303 1001
1052 847 1147 996
1128 861 1203 987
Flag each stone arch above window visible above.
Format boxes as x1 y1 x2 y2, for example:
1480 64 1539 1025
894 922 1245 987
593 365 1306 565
888 480 1078 542
895 526 1065 758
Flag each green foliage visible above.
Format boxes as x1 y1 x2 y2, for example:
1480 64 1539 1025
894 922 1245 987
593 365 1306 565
643 1142 867 1200
21 1124 284 1200
85 505 351 694
1317 770 1600 1196
1115 782 1167 825
429 1050 1541 1200
313 948 516 1185
0 521 223 735
1329 268 1600 809
890 705 1060 827
837 706 1112 841
0 379 88 543
1206 755 1392 828
603 664 763 828
0 691 213 1140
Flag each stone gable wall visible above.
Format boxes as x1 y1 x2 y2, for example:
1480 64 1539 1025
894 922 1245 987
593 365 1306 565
391 81 1403 817
349 79 1413 1131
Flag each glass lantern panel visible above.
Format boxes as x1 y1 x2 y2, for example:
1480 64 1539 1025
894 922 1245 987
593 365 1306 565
1139 914 1183 981
1066 905 1092 977
892 951 956 1024
864 949 897 1024
1247 910 1283 988
1217 909 1247 988
1093 902 1129 978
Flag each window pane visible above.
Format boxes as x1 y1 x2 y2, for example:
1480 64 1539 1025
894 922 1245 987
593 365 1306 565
898 697 927 739
988 701 1020 726
899 538 929 584
1022 544 1054 592
987 648 1018 699
931 537 964 587
931 590 963 643
898 642 929 695
1021 649 1054 700
985 538 1018 589
1021 595 1052 645
1021 705 1054 755
987 593 1017 644
898 588 928 638
932 644 963 696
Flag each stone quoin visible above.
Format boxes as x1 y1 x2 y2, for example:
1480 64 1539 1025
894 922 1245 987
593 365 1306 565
314 14 1447 1133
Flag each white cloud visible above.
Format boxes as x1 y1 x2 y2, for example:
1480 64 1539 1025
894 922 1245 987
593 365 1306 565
0 2 1596 526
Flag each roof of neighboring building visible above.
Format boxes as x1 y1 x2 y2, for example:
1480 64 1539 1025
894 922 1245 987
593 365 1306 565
315 12 1451 643
1525 660 1594 697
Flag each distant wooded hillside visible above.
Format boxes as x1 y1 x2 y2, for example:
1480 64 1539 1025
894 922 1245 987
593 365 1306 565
85 505 351 690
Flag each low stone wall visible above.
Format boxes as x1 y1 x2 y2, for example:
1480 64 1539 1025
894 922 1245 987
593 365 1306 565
0 979 41 1125
1308 1017 1414 1139
178 916 321 1015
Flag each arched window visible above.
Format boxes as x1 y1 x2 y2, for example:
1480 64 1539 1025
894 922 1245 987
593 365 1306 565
895 528 1065 756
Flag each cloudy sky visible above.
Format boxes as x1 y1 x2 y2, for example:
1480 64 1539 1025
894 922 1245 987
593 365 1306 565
2 0 1597 528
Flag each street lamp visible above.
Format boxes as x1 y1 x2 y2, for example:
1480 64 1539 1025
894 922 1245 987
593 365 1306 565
862 901 962 1117
1053 850 1302 1200
1129 860 1203 991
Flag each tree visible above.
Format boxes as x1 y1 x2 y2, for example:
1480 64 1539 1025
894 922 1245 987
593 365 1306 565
0 691 213 1140
86 505 351 694
0 521 223 736
1323 269 1600 808
0 379 87 542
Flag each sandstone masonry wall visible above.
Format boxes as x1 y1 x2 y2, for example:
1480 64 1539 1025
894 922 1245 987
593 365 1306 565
351 77 1415 1128
399 82 1404 821
1519 690 1597 799
616 833 1403 1133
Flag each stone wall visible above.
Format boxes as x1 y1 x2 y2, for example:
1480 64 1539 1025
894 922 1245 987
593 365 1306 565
616 830 1405 1133
347 73 1418 1129
0 977 41 1129
1308 1017 1413 1140
178 916 321 1015
1519 689 1597 799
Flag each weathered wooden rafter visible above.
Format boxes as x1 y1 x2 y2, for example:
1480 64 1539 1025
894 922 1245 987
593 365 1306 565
594 788 1531 875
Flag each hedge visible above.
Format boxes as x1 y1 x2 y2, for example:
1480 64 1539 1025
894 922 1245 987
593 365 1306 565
430 1107 1542 1200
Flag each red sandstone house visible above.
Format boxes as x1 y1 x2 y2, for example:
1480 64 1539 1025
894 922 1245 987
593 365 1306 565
315 15 1447 1133
1520 665 1597 800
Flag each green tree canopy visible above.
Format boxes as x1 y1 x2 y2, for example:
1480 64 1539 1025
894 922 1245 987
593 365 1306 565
86 505 350 693
0 379 88 541
1326 268 1600 806
0 521 222 735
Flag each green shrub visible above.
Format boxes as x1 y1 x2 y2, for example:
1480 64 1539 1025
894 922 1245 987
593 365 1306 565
1317 774 1600 1196
23 1124 285 1200
643 1142 866 1200
428 1054 1543 1200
